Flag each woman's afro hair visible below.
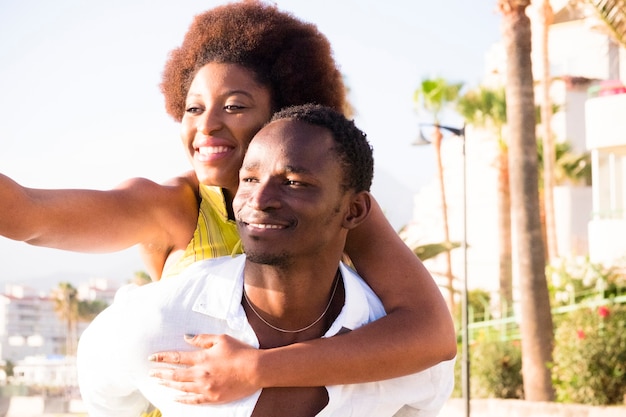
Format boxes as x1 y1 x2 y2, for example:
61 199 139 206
160 0 348 122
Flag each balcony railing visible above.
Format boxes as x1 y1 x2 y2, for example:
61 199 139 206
591 209 626 219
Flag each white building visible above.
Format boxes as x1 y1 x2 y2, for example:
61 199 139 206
77 277 121 306
12 355 77 388
535 1 626 265
0 279 120 364
0 285 67 363
402 127 501 295
586 91 626 264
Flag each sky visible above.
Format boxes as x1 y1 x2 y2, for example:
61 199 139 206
0 0 502 289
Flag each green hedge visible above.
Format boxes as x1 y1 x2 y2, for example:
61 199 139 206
452 340 523 399
552 303 626 405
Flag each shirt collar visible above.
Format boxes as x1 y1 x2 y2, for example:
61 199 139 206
190 256 373 334
324 262 373 336
191 255 248 331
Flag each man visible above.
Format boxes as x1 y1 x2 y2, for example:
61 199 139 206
77 104 455 417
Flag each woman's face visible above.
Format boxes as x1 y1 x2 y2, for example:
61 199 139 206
181 62 273 192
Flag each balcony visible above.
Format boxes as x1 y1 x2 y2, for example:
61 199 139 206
585 91 626 264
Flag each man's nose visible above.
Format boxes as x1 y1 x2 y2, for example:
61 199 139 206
249 180 281 210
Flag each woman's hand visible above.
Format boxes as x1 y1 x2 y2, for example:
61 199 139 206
148 334 261 404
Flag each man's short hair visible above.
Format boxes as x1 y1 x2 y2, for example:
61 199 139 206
271 104 374 192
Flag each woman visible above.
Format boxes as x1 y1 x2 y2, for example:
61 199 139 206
0 0 455 406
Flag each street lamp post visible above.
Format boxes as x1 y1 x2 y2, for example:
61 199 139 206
414 123 469 417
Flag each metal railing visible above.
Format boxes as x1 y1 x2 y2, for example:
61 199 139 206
465 292 626 342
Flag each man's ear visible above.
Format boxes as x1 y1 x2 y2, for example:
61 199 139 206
343 191 372 230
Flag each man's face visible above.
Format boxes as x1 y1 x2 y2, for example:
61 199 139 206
233 119 351 266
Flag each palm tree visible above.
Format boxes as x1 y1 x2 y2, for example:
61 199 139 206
587 0 626 48
132 270 152 286
53 282 110 355
52 282 79 356
411 241 461 263
553 143 592 186
413 77 463 312
457 86 513 316
538 0 559 262
77 299 109 322
498 0 555 402
537 140 592 186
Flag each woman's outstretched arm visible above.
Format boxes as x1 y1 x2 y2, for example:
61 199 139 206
149 195 456 403
0 172 199 279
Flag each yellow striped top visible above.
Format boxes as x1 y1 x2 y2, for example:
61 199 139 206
161 185 242 280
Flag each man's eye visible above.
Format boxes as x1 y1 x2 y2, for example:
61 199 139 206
286 180 305 187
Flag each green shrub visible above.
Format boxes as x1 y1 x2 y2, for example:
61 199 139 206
468 340 523 399
552 303 626 405
547 256 626 306
451 345 462 398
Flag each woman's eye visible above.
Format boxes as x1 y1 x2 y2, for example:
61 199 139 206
185 106 202 114
224 104 245 111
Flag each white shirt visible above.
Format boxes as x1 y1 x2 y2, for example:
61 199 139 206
77 255 454 417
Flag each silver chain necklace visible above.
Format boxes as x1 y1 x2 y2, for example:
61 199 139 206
243 271 340 334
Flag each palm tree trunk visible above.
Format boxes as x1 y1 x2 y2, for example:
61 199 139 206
54 282 79 356
497 141 513 316
432 127 456 313
499 0 555 402
540 0 558 262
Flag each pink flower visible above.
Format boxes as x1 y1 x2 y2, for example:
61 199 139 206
598 305 610 318
576 329 586 340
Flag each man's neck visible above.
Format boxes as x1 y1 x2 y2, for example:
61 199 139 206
242 261 344 348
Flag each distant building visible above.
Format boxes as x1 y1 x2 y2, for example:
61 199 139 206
0 279 120 364
0 285 66 363
12 355 77 388
77 277 121 306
